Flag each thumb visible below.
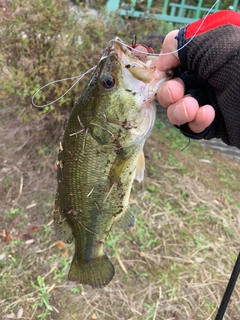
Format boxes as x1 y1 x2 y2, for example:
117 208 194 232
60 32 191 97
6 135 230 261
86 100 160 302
156 30 180 71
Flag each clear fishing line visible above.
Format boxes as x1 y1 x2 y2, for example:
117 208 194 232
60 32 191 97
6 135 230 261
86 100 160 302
32 0 219 108
121 0 220 57
160 0 220 56
31 66 96 108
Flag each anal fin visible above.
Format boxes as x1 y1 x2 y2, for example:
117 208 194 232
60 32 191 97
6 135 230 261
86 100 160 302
116 207 136 229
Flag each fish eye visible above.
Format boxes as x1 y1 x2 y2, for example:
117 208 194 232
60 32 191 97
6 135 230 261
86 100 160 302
101 75 115 89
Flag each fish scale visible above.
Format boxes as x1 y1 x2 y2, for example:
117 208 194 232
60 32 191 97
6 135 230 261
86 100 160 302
55 108 143 288
53 37 171 288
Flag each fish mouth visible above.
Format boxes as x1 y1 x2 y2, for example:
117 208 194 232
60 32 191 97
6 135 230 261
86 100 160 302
104 37 170 102
110 37 157 65
107 37 167 85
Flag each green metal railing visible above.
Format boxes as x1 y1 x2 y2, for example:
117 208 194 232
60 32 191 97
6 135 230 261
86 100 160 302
106 0 239 24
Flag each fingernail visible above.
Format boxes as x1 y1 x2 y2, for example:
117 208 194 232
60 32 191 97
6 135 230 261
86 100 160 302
173 101 189 123
161 89 167 104
162 84 173 105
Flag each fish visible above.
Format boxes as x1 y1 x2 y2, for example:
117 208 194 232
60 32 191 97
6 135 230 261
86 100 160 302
53 37 172 288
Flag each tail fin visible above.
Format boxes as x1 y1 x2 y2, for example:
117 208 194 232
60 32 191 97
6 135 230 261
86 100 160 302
68 253 115 288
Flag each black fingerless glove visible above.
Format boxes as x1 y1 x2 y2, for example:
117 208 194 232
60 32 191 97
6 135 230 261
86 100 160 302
176 10 240 148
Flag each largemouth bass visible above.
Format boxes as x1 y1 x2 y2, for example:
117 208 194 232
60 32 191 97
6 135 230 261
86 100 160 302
53 38 171 288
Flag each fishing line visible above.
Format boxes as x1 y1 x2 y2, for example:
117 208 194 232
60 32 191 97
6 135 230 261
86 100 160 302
31 66 96 108
121 0 220 57
161 0 220 56
32 0 219 108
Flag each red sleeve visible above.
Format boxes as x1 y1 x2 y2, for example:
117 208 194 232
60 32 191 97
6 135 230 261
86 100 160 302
186 10 240 38
176 10 240 148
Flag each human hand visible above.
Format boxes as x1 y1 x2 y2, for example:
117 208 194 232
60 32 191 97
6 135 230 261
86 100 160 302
156 30 215 134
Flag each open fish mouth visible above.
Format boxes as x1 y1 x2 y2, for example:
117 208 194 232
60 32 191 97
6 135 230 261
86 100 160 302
107 37 168 84
102 37 170 104
109 37 157 66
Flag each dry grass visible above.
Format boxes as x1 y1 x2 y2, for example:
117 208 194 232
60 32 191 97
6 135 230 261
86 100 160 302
1 105 240 320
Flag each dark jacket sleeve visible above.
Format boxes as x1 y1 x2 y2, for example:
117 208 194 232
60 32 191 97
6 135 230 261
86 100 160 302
175 10 240 149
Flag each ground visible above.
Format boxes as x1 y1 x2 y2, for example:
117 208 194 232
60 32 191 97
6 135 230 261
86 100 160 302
0 106 240 320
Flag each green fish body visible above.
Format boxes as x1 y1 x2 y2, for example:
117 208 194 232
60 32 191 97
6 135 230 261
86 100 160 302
54 38 170 288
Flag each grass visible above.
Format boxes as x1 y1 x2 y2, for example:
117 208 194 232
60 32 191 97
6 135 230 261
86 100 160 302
1 5 240 317
1 111 240 320
1 2 240 318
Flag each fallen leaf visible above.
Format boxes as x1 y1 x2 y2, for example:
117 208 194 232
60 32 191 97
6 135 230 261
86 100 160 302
3 230 11 243
25 239 34 245
61 252 68 259
0 253 6 260
91 313 97 319
30 226 38 233
17 307 23 319
56 240 67 250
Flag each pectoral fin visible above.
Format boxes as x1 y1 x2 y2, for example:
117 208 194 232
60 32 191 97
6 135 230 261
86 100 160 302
108 150 131 185
134 150 145 182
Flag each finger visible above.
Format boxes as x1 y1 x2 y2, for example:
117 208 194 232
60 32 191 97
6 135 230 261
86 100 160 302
157 78 185 107
166 96 200 126
155 30 180 71
167 98 215 133
131 45 148 62
188 104 215 133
